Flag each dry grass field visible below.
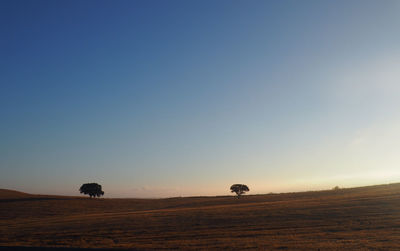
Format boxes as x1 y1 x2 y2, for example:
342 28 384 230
1 183 400 250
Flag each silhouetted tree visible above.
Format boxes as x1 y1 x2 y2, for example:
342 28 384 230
79 183 104 198
230 184 249 198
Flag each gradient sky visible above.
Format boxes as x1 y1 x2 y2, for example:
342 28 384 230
1 0 400 198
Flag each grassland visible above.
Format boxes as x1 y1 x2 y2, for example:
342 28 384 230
1 183 400 250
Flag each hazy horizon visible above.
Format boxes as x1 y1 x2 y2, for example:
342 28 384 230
2 0 400 198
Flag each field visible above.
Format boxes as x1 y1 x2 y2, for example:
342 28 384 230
1 184 400 250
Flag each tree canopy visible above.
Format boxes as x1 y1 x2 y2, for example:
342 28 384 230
230 184 249 198
79 183 104 198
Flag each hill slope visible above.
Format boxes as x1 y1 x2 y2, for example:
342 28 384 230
1 183 400 250
0 189 33 199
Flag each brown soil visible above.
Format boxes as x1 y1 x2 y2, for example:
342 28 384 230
1 183 400 250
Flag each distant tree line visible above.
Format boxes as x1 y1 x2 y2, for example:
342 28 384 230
79 183 250 199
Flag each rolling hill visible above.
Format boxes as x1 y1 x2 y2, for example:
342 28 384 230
0 189 34 199
1 183 400 250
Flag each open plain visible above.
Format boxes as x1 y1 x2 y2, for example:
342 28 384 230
1 183 400 250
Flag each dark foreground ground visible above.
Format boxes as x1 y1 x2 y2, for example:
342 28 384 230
1 183 400 250
0 247 134 251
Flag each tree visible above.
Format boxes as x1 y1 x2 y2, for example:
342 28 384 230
79 183 104 198
230 184 249 198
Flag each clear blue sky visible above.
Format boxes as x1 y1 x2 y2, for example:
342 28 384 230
1 0 400 197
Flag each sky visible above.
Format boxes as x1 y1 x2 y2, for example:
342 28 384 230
1 0 400 198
